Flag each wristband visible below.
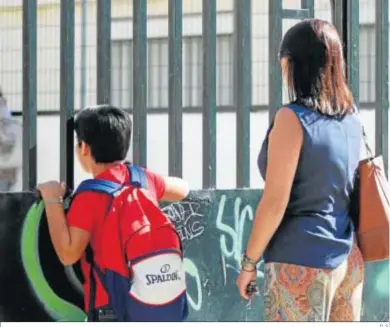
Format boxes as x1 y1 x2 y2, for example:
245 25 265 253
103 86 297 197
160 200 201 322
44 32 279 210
44 197 63 205
243 253 258 265
241 254 258 272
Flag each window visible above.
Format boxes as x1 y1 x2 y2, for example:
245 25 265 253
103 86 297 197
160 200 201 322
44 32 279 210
111 40 133 109
111 35 234 109
359 25 375 104
148 39 169 108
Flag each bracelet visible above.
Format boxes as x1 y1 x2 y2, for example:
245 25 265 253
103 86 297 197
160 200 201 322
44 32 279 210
243 253 258 265
44 197 63 205
241 254 258 272
241 266 256 273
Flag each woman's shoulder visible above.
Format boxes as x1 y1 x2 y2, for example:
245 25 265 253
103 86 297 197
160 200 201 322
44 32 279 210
274 104 313 129
273 107 304 136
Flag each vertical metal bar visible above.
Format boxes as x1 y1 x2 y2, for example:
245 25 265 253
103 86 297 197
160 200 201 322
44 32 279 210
375 0 389 174
22 0 37 190
268 0 283 123
202 0 217 188
168 0 183 177
80 0 87 110
133 0 147 167
96 0 111 104
346 0 359 104
234 0 251 187
333 0 357 102
301 0 314 18
331 0 345 37
60 0 75 189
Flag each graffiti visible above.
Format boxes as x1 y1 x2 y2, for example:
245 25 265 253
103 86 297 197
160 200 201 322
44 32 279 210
0 190 389 321
19 200 206 319
163 201 205 312
20 201 86 321
163 201 205 242
216 194 264 279
183 258 202 311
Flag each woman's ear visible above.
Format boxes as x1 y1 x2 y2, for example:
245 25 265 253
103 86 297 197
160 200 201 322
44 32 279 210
281 57 289 79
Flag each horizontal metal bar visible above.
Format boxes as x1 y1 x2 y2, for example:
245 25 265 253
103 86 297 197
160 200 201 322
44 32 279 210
282 9 310 20
111 9 233 23
13 103 381 117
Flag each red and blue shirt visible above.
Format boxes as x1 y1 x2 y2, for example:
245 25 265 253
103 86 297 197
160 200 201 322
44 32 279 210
67 163 166 311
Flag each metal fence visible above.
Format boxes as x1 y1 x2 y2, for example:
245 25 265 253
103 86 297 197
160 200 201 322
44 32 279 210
1 0 388 190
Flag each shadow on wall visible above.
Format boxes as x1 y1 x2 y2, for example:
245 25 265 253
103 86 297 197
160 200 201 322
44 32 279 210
0 190 388 322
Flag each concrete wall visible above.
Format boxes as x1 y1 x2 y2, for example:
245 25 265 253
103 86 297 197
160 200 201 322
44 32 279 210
0 190 388 321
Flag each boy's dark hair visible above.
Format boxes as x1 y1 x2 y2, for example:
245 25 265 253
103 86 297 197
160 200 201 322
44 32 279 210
74 104 132 163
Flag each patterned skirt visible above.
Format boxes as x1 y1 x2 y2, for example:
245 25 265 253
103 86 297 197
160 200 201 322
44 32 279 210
263 243 365 321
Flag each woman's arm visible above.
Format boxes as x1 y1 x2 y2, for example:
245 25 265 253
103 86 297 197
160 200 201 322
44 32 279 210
245 107 303 262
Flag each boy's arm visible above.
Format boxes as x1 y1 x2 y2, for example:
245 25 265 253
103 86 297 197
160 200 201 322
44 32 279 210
38 181 91 265
145 169 190 202
161 176 190 202
44 204 90 265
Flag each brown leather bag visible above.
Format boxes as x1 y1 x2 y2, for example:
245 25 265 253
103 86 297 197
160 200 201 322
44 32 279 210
352 128 390 262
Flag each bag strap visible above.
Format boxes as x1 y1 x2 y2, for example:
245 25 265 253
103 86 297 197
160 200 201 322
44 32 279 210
83 167 145 320
362 126 375 159
127 164 147 188
73 179 121 321
74 179 122 196
128 165 184 256
87 257 97 321
354 106 375 160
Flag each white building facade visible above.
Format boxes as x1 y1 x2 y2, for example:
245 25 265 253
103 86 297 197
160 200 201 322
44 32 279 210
0 0 385 190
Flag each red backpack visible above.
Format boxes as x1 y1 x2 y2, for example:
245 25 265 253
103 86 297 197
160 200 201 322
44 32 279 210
72 165 188 321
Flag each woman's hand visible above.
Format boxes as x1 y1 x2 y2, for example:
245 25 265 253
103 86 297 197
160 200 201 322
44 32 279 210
236 269 257 300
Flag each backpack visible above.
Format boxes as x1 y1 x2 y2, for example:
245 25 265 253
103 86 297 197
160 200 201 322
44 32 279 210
72 164 188 322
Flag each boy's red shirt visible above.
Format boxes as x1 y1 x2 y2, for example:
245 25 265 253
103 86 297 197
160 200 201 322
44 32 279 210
66 163 166 312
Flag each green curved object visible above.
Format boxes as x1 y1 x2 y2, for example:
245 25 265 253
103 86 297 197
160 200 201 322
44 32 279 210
21 201 86 322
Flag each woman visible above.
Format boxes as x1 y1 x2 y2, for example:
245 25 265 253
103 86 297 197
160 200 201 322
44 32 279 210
236 19 364 322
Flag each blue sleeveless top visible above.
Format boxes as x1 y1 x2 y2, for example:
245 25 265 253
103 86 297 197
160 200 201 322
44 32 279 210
257 104 361 269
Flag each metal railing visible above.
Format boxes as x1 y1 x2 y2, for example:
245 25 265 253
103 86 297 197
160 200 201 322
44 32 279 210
18 0 389 191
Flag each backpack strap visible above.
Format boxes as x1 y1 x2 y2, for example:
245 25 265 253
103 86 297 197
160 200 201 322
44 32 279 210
71 179 121 322
127 164 147 188
74 179 122 196
127 164 184 256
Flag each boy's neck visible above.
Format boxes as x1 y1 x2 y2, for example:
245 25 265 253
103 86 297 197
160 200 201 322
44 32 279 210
90 161 123 177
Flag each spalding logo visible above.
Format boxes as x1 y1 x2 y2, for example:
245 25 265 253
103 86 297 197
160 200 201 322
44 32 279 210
145 264 181 285
160 264 171 274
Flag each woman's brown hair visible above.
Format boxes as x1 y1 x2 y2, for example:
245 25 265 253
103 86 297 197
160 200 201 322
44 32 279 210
279 19 354 116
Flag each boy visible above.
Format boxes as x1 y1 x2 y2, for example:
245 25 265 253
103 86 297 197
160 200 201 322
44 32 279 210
38 105 189 321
